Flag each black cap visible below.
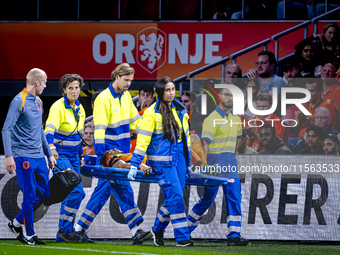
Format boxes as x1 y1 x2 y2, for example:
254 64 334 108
282 63 299 72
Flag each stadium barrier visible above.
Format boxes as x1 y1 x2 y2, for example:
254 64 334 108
0 155 339 241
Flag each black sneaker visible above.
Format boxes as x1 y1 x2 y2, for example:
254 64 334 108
132 229 152 245
73 229 95 243
151 228 164 246
176 240 194 247
27 236 45 245
227 236 249 246
57 229 78 242
8 220 27 244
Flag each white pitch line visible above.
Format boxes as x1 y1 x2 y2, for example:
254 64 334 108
0 243 158 255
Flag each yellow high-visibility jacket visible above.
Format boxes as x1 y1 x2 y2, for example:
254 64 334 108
93 84 140 155
45 96 85 155
131 98 191 167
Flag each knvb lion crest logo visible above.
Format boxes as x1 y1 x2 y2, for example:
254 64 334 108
23 161 30 170
137 27 166 74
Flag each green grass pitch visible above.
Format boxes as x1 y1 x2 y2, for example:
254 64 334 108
1 239 340 255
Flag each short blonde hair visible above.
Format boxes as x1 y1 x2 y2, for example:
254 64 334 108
26 68 45 85
111 63 135 81
84 122 94 131
255 93 272 105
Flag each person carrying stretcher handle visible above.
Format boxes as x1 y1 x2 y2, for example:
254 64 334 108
128 76 193 247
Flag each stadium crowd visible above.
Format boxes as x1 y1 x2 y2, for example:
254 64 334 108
187 22 340 156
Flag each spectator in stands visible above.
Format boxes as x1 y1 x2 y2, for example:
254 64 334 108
85 89 102 124
315 23 340 65
337 66 340 82
293 78 337 138
321 63 340 111
323 135 340 155
247 51 286 94
316 1 340 19
259 124 292 154
277 0 317 20
91 90 102 109
300 126 326 154
137 85 154 112
244 93 284 152
280 60 305 106
82 122 95 155
333 42 340 70
282 62 301 87
202 78 221 116
181 92 204 135
225 63 244 89
280 62 308 142
131 85 154 153
314 65 323 78
237 129 258 154
294 37 319 77
212 1 241 19
180 92 191 112
230 0 276 20
244 79 261 120
314 107 339 136
289 132 308 154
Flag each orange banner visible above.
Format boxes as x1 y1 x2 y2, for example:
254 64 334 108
0 22 329 80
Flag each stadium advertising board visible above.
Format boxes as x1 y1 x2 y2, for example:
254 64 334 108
0 155 339 241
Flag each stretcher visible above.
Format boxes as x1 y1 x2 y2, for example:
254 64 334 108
81 165 229 187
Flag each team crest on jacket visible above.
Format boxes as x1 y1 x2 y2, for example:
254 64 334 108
137 27 166 74
23 161 30 169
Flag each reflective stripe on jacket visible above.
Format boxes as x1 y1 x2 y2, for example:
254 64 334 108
93 84 140 155
45 96 85 155
131 98 191 167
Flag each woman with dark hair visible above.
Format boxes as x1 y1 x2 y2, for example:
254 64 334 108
129 76 193 247
44 74 86 242
294 38 319 77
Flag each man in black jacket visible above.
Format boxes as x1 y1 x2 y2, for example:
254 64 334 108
259 124 292 154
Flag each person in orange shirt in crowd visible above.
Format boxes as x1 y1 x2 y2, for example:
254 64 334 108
130 85 155 153
237 130 258 155
321 63 340 111
294 78 337 138
182 91 205 136
82 122 95 155
244 79 261 121
244 93 284 152
337 66 340 82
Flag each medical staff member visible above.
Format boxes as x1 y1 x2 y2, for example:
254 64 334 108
73 63 151 245
44 74 86 242
186 87 249 246
3 68 56 245
129 77 193 247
